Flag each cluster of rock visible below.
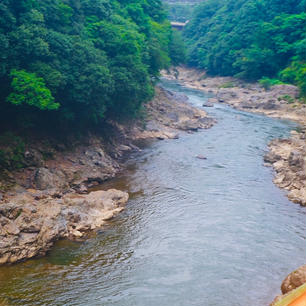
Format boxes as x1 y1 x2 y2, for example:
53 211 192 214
271 265 306 305
0 189 128 264
264 130 306 206
0 86 215 265
212 84 305 122
135 87 215 140
163 67 306 124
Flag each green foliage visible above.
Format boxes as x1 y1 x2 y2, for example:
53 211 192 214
279 60 306 96
0 0 174 130
184 0 306 97
169 29 186 65
259 77 283 90
165 3 194 22
0 132 25 169
148 20 172 74
278 94 295 104
7 69 59 110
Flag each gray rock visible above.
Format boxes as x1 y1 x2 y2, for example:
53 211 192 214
288 150 304 169
196 155 207 160
264 152 282 164
179 120 199 131
34 168 67 190
24 149 44 167
202 102 214 107
0 189 129 265
240 102 254 109
34 168 56 190
271 84 300 98
261 101 279 110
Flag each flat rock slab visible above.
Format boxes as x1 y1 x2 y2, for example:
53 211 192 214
0 189 129 265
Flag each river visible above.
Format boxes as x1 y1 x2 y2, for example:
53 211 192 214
0 79 305 306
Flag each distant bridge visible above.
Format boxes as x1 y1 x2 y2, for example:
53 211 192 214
171 20 189 30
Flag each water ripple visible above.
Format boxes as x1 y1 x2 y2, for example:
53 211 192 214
0 80 304 306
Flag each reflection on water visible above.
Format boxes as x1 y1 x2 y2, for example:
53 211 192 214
0 79 305 306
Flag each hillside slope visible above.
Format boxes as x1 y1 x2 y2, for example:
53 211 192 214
184 0 306 97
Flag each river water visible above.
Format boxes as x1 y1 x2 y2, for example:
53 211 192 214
0 80 305 306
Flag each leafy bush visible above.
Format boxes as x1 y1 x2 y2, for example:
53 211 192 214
280 60 306 97
259 77 283 90
278 95 295 104
169 30 186 65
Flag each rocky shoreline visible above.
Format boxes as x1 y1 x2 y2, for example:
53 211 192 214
162 67 306 207
0 86 215 265
264 130 306 206
162 66 306 124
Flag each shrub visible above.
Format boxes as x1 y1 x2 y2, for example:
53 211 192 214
259 77 283 90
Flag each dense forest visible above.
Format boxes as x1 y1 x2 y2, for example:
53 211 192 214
1 0 305 132
0 0 184 132
162 0 202 22
165 3 193 22
184 0 306 97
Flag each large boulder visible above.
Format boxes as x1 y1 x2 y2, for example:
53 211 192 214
34 167 67 190
270 265 306 306
281 265 306 294
23 149 45 167
271 84 300 98
288 151 304 170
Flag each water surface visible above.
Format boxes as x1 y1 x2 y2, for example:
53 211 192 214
0 80 305 306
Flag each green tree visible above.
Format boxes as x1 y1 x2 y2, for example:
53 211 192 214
7 69 59 110
169 29 186 65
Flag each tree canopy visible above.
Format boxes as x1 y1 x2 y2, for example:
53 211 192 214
0 0 180 131
184 0 306 97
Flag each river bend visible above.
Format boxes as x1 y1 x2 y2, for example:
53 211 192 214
0 80 305 306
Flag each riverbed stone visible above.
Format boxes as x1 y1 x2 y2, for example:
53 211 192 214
196 155 207 160
202 102 214 107
0 189 129 265
281 265 306 294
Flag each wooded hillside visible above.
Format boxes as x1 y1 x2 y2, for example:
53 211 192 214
184 0 306 97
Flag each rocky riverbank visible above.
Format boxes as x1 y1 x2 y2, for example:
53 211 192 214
162 67 306 207
162 66 306 124
264 130 306 206
0 86 215 265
